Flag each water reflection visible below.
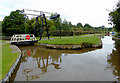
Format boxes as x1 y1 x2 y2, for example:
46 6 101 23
14 36 120 81
17 45 98 81
19 46 60 81
107 40 120 81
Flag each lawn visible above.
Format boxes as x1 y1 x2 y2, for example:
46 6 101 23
0 44 2 81
0 40 6 45
38 36 100 45
36 34 97 40
0 40 1 44
1 43 19 80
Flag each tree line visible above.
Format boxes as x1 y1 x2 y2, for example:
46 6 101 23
109 0 120 34
2 10 112 36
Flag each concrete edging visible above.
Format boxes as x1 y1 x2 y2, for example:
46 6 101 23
1 45 21 83
38 39 102 50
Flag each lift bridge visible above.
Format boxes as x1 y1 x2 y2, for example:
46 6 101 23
10 9 60 45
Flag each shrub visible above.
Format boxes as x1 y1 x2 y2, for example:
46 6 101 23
49 31 102 36
50 31 73 36
114 33 120 38
82 42 93 48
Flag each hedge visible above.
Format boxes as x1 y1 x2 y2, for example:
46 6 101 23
49 31 102 36
50 31 73 36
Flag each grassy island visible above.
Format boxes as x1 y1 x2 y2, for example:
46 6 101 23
38 36 100 45
38 35 102 50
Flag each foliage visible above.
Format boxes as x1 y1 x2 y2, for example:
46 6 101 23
25 17 54 37
109 1 120 33
50 13 61 31
0 21 2 36
76 22 83 28
114 33 120 37
50 31 102 36
84 23 92 28
2 9 112 36
50 31 73 36
25 18 35 34
2 10 27 36
61 20 71 30
73 31 101 35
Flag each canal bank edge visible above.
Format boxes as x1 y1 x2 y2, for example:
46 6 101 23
112 37 120 41
1 45 21 83
37 38 102 50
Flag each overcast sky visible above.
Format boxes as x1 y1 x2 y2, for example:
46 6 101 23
0 0 118 27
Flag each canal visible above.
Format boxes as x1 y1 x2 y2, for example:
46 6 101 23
13 36 120 81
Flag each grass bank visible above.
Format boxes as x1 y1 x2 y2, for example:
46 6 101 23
36 34 98 40
38 36 100 45
0 40 6 44
0 43 2 81
114 33 120 38
1 43 19 80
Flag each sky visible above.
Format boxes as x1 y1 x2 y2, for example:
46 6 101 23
0 0 119 27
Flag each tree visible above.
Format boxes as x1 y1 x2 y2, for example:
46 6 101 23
61 20 71 30
0 21 2 36
50 13 61 31
2 10 27 36
109 1 120 33
68 22 73 28
76 22 83 28
84 23 92 28
25 18 35 34
27 17 55 36
83 23 93 31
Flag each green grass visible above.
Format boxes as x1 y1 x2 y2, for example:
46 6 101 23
0 40 6 44
36 34 99 40
1 36 10 37
0 40 2 44
2 43 19 80
0 45 2 81
38 36 100 45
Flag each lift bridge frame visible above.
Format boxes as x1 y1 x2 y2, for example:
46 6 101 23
22 9 60 40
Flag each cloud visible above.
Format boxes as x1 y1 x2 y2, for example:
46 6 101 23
0 0 118 27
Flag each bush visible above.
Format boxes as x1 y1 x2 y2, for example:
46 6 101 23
114 33 120 38
73 31 101 35
82 42 93 48
50 31 73 36
49 31 102 36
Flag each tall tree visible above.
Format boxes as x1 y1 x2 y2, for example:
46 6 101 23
83 23 93 31
2 10 27 36
109 1 120 33
76 22 83 28
25 18 35 34
84 23 92 28
50 13 61 31
0 21 2 36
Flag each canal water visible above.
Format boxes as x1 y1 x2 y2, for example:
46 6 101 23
13 36 120 81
